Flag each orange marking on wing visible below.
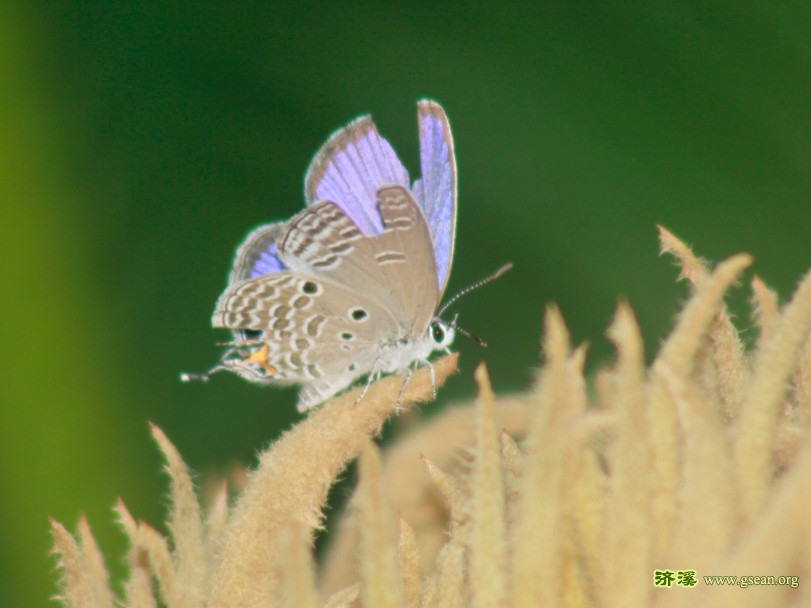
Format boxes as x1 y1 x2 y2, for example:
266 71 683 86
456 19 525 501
244 344 277 375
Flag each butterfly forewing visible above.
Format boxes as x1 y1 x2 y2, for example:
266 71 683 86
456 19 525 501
304 116 409 235
372 185 440 334
412 101 457 296
230 102 455 298
278 187 439 337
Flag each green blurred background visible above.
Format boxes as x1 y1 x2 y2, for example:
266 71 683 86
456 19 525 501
2 2 810 605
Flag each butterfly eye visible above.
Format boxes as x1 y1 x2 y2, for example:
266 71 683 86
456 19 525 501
429 321 455 348
431 323 445 343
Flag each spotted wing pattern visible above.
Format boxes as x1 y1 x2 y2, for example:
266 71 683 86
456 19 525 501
277 185 439 332
212 270 396 396
211 185 440 411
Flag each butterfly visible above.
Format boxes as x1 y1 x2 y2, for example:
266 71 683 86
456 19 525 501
197 100 458 412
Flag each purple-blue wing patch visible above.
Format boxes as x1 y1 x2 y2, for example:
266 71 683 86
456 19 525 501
304 115 409 236
250 244 285 278
227 222 288 285
411 100 457 296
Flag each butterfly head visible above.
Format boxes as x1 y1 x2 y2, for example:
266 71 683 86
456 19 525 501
429 319 455 352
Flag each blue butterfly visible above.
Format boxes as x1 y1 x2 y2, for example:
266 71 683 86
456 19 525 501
201 101 457 411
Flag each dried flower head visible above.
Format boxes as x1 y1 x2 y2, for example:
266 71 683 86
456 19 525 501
52 230 811 607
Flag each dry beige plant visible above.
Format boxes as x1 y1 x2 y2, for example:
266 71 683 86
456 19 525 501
52 229 811 607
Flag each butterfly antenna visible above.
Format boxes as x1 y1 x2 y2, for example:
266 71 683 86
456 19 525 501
449 315 489 347
180 361 232 382
437 262 513 318
180 366 222 382
180 371 211 382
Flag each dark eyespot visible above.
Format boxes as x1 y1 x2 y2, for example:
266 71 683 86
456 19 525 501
302 281 318 295
432 323 445 343
242 329 262 341
350 307 368 322
340 332 353 341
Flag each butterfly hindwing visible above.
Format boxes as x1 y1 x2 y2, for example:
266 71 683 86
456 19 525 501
228 221 287 284
212 271 399 383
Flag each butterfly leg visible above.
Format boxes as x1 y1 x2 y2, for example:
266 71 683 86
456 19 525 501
418 358 437 400
394 367 415 414
354 369 382 406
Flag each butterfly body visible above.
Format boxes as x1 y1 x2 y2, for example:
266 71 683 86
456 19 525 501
209 101 457 411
